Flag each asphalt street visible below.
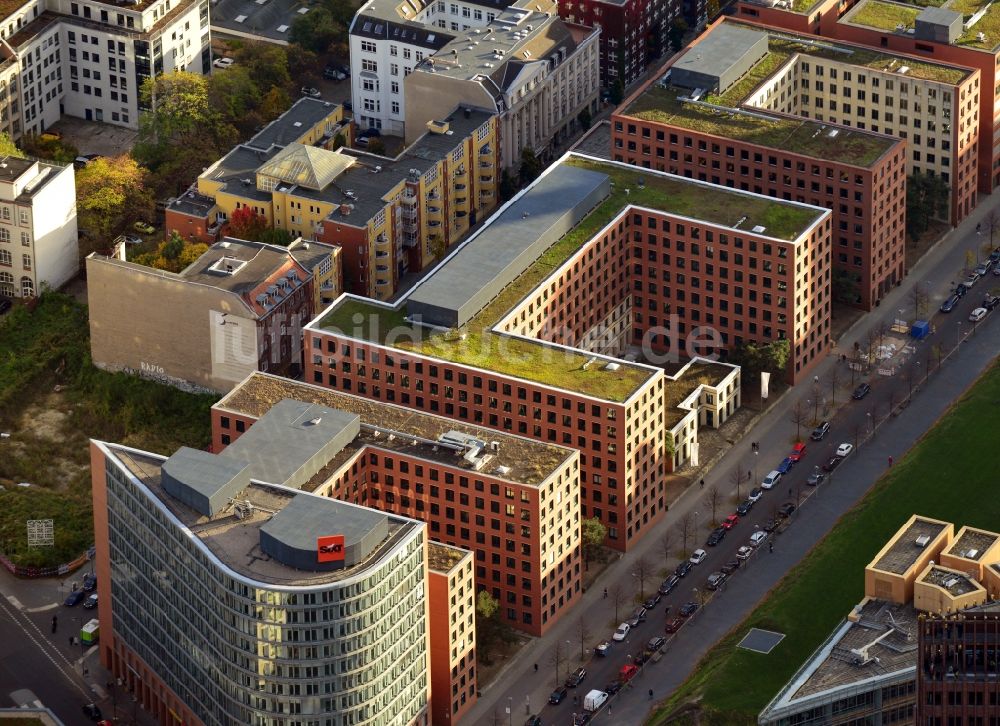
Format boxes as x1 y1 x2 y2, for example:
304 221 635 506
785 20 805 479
469 197 1000 726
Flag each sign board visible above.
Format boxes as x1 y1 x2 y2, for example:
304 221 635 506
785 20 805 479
26 519 54 548
317 535 345 563
760 372 770 400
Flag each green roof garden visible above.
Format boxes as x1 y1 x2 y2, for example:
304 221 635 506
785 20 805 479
316 156 814 402
844 0 1000 50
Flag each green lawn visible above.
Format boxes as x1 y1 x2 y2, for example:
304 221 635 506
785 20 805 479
848 0 921 30
648 358 1000 723
0 294 214 568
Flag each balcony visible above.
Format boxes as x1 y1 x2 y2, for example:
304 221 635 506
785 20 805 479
374 234 390 248
454 183 467 191
375 250 389 259
479 161 494 169
479 144 492 155
428 220 442 228
427 206 441 214
401 193 418 206
403 234 419 248
427 191 440 201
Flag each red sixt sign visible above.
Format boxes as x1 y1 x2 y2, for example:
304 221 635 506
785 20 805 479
317 535 346 563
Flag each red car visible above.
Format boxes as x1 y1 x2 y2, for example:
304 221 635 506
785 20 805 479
789 442 807 462
620 664 638 681
722 513 739 530
665 617 684 633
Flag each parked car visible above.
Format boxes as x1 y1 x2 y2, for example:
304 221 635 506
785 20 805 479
659 574 680 595
122 234 143 245
736 545 754 561
969 306 987 322
823 455 842 472
133 220 155 234
689 548 708 565
789 442 807 462
612 623 630 641
722 513 739 530
836 442 854 457
82 704 103 722
984 293 1000 311
761 470 781 490
300 86 321 98
565 667 587 687
940 294 961 313
975 261 992 276
619 664 638 682
665 616 685 633
810 421 831 441
83 573 97 591
706 528 726 546
748 487 763 503
549 686 568 704
674 561 694 578
212 56 234 68
736 500 752 516
64 590 85 607
763 518 781 533
573 714 591 725
776 457 795 474
777 502 797 518
749 530 768 547
525 716 543 726
679 601 700 617
644 594 661 610
646 636 666 652
323 66 347 80
961 272 981 289
628 606 648 627
955 283 968 298
807 468 826 486
595 641 610 657
719 559 741 575
706 572 727 590
83 593 98 609
605 681 623 695
852 383 871 399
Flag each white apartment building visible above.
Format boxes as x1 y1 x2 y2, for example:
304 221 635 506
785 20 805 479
0 0 210 139
0 155 77 297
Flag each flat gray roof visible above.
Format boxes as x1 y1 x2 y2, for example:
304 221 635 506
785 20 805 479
221 399 361 490
161 446 251 517
247 98 344 152
407 163 611 328
917 6 962 25
670 24 767 86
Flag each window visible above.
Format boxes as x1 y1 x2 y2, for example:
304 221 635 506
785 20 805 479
0 249 9 265
361 59 377 72
360 40 376 52
21 254 30 270
0 229 9 243
20 232 29 246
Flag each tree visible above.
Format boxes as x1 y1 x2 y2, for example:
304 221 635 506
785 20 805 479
366 138 386 156
833 269 861 305
581 517 607 569
207 66 262 128
519 147 543 186
499 170 518 201
228 207 269 242
668 19 688 53
475 589 500 663
679 511 694 556
548 641 565 686
730 339 790 380
75 154 154 243
609 79 625 105
19 134 78 163
577 107 592 132
659 531 674 569
0 132 22 157
576 616 591 660
259 228 294 247
790 399 808 441
707 0 720 17
984 209 1000 249
911 282 928 320
906 172 949 242
902 364 915 400
259 86 293 122
611 583 626 622
708 485 722 525
132 232 207 273
633 556 653 600
289 6 342 54
828 366 841 408
234 43 293 95
729 462 746 502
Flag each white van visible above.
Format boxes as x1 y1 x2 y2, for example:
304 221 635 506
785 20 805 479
583 689 609 712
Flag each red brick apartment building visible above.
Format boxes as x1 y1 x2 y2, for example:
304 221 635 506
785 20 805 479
213 372 583 638
301 153 828 551
736 0 997 195
613 19 979 308
558 0 679 87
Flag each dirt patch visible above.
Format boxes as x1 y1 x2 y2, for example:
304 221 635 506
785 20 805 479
3 391 90 489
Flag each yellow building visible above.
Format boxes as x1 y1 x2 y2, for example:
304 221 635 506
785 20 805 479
167 97 499 301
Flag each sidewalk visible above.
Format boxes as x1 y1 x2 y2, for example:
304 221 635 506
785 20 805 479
462 190 1000 724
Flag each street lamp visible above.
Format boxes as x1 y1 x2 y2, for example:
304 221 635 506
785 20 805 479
957 321 963 348
866 412 873 437
507 696 512 726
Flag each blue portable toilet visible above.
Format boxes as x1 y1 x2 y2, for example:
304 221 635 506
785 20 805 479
911 320 930 340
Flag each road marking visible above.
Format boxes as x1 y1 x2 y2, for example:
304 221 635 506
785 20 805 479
75 645 99 666
0 599 90 699
5 595 23 610
26 602 60 613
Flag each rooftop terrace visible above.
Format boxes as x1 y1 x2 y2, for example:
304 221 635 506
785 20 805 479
104 445 416 586
314 155 820 401
217 373 573 486
428 542 470 573
871 517 949 575
843 0 1000 50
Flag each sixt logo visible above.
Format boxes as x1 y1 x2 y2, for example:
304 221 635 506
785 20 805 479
317 535 346 563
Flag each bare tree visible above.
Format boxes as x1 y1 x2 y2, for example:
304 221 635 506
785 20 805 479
852 420 864 450
828 366 842 408
931 343 943 371
865 327 880 369
548 641 565 686
886 388 897 418
790 399 809 441
634 556 653 600
678 511 695 557
659 531 674 569
708 485 723 525
611 583 626 623
576 616 591 660
985 209 1000 249
910 283 928 320
901 365 915 400
729 461 746 503
876 321 889 357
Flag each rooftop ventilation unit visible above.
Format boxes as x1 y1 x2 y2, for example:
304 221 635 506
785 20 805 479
915 534 931 547
495 465 512 476
605 362 621 371
308 417 323 425
965 548 980 559
582 356 598 370
943 577 960 589
751 225 767 234
345 190 358 200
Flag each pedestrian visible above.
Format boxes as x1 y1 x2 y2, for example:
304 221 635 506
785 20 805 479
83 666 89 677
700 478 705 489
603 587 607 599
769 541 774 553
608 705 612 716
69 636 74 647
533 663 538 672
648 689 653 700
51 615 57 634
888 455 894 467
788 487 792 497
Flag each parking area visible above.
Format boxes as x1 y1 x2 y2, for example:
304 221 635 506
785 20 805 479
47 116 137 157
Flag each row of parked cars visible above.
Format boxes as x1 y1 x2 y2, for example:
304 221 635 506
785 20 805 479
941 249 1000 313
